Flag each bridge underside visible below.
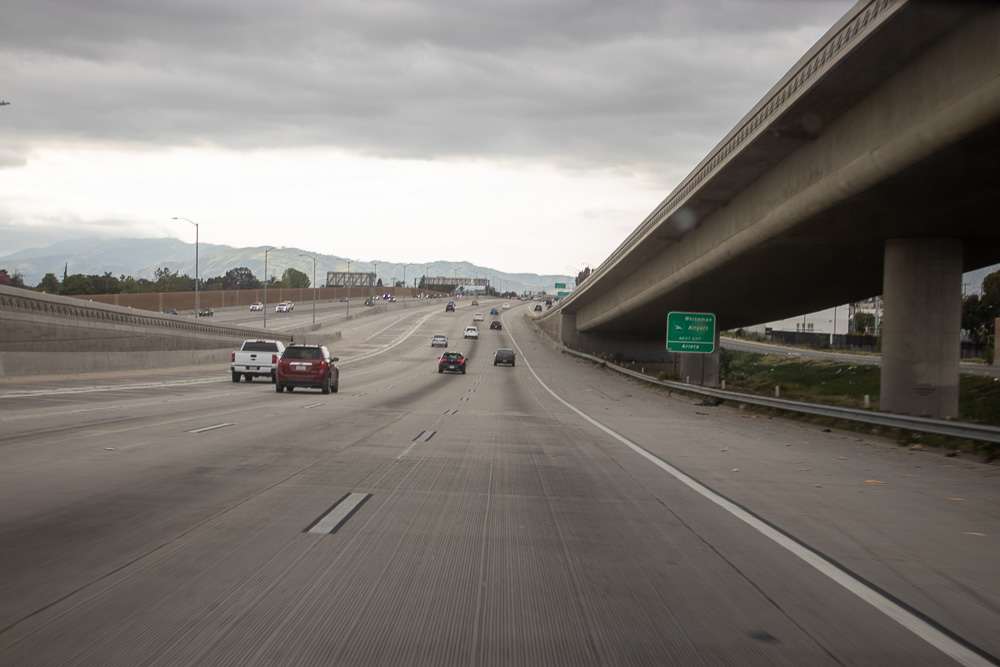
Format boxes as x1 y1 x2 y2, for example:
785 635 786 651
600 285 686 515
555 4 1000 416
577 119 1000 337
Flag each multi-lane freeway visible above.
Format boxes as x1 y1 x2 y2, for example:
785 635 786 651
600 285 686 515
1 301 997 666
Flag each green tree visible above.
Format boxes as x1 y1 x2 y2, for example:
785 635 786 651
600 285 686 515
962 295 989 346
0 269 16 287
36 273 60 293
224 267 262 290
60 274 95 295
853 312 875 334
282 267 310 289
85 272 120 294
153 266 193 292
119 275 142 293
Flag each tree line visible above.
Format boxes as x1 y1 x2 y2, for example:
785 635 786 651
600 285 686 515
0 266 312 296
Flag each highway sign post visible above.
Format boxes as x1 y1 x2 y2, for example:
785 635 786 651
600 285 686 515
667 312 716 353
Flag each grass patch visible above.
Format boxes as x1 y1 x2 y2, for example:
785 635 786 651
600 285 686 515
959 374 1000 425
721 350 881 409
710 349 1000 460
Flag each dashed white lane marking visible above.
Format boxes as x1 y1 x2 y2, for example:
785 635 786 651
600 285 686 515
307 493 371 534
187 423 235 434
507 325 993 667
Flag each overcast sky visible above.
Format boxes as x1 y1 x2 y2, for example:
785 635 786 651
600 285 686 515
1 0 854 275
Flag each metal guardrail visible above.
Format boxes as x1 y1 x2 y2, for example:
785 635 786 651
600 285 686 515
562 347 1000 445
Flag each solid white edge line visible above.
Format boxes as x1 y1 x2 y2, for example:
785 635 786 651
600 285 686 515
507 322 991 667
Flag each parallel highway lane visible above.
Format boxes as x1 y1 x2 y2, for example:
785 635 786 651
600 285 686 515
721 336 1000 379
0 303 997 665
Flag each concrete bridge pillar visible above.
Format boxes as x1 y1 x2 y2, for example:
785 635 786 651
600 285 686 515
880 239 961 418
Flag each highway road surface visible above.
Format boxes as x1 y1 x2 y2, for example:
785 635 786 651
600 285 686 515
1 301 998 666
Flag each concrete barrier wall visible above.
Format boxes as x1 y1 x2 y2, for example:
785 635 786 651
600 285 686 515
72 287 432 313
0 285 295 377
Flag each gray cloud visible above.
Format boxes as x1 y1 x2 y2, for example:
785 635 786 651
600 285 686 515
1 0 852 171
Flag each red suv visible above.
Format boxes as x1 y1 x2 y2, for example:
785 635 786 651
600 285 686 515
276 345 340 394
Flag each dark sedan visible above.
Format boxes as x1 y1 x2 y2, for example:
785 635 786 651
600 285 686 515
489 320 502 330
438 352 466 374
493 349 515 366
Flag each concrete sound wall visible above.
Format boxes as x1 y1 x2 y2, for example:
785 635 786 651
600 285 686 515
74 286 425 313
0 285 293 377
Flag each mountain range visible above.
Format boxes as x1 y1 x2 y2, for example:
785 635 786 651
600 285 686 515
0 237 574 295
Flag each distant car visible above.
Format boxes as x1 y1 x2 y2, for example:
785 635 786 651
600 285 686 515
339 297 349 302
388 296 396 302
489 320 502 330
490 308 499 315
431 334 448 348
276 344 340 394
275 302 291 312
464 326 479 339
533 304 543 312
249 302 263 311
473 313 484 321
198 307 214 317
502 303 511 310
493 349 515 366
438 351 467 374
445 303 455 312
365 298 374 306
471 300 479 306
162 308 178 315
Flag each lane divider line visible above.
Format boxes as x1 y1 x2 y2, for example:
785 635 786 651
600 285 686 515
306 493 371 534
187 423 235 434
508 321 996 667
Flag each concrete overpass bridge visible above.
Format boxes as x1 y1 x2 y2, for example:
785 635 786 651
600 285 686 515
549 0 1000 418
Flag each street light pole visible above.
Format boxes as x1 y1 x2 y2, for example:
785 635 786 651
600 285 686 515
172 217 199 316
402 264 412 302
346 260 351 318
300 253 316 325
263 247 276 328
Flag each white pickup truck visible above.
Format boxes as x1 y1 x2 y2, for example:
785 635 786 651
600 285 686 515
231 339 286 383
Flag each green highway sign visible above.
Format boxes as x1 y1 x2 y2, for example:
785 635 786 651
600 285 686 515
557 291 570 297
667 312 716 353
554 282 566 289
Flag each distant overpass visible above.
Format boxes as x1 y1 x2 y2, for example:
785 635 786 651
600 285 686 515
550 0 1000 418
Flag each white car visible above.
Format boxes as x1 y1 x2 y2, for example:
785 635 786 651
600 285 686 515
464 326 479 339
275 301 292 312
250 302 264 311
431 334 448 348
473 313 484 321
502 303 511 309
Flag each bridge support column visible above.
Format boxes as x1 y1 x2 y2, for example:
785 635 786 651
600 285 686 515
677 330 721 387
880 239 961 418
